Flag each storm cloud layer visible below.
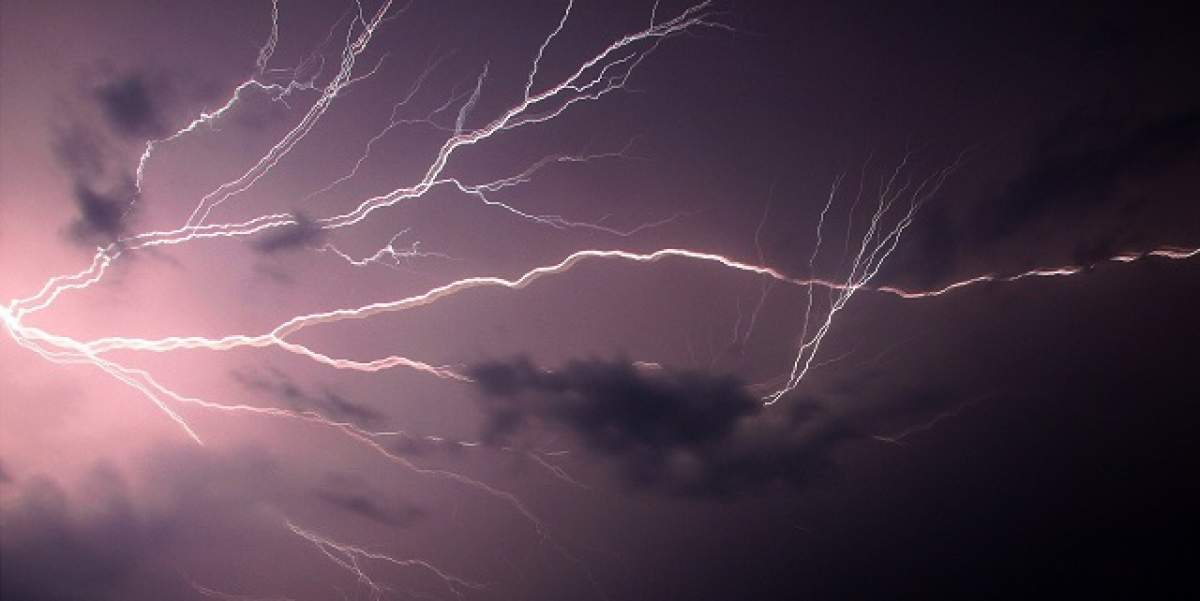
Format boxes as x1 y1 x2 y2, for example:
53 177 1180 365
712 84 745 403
471 357 850 497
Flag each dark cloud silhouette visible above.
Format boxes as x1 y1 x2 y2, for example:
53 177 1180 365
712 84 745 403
252 213 325 254
49 122 135 245
67 177 136 244
47 78 153 246
44 69 188 247
469 357 851 497
313 473 426 528
231 368 384 426
978 105 1200 244
0 446 304 601
881 201 961 289
94 74 170 139
0 445 445 600
0 465 168 601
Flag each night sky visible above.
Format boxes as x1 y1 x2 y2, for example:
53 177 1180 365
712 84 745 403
2 1 1198 599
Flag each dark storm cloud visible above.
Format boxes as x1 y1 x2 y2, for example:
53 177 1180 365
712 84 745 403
882 201 961 288
252 213 325 254
0 446 297 601
49 122 134 244
50 123 108 182
45 69 186 247
47 96 139 245
252 262 298 285
232 368 384 426
472 357 757 444
313 473 426 528
978 105 1200 247
94 74 170 139
0 465 166 601
469 357 851 498
67 177 137 244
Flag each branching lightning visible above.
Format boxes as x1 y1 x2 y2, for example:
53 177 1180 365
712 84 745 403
285 519 483 600
2 0 1196 597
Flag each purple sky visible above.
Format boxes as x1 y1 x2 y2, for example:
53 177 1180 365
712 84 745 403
2 1 1198 599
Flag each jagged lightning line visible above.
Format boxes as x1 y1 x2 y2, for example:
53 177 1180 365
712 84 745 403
285 519 483 600
872 394 995 446
9 239 1198 412
526 451 591 490
788 172 846 390
738 187 778 347
17 242 1200 387
134 0 327 195
878 245 1200 298
70 248 852 363
182 0 399 228
255 0 280 77
763 157 961 403
318 229 455 270
298 50 459 206
5 304 552 545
